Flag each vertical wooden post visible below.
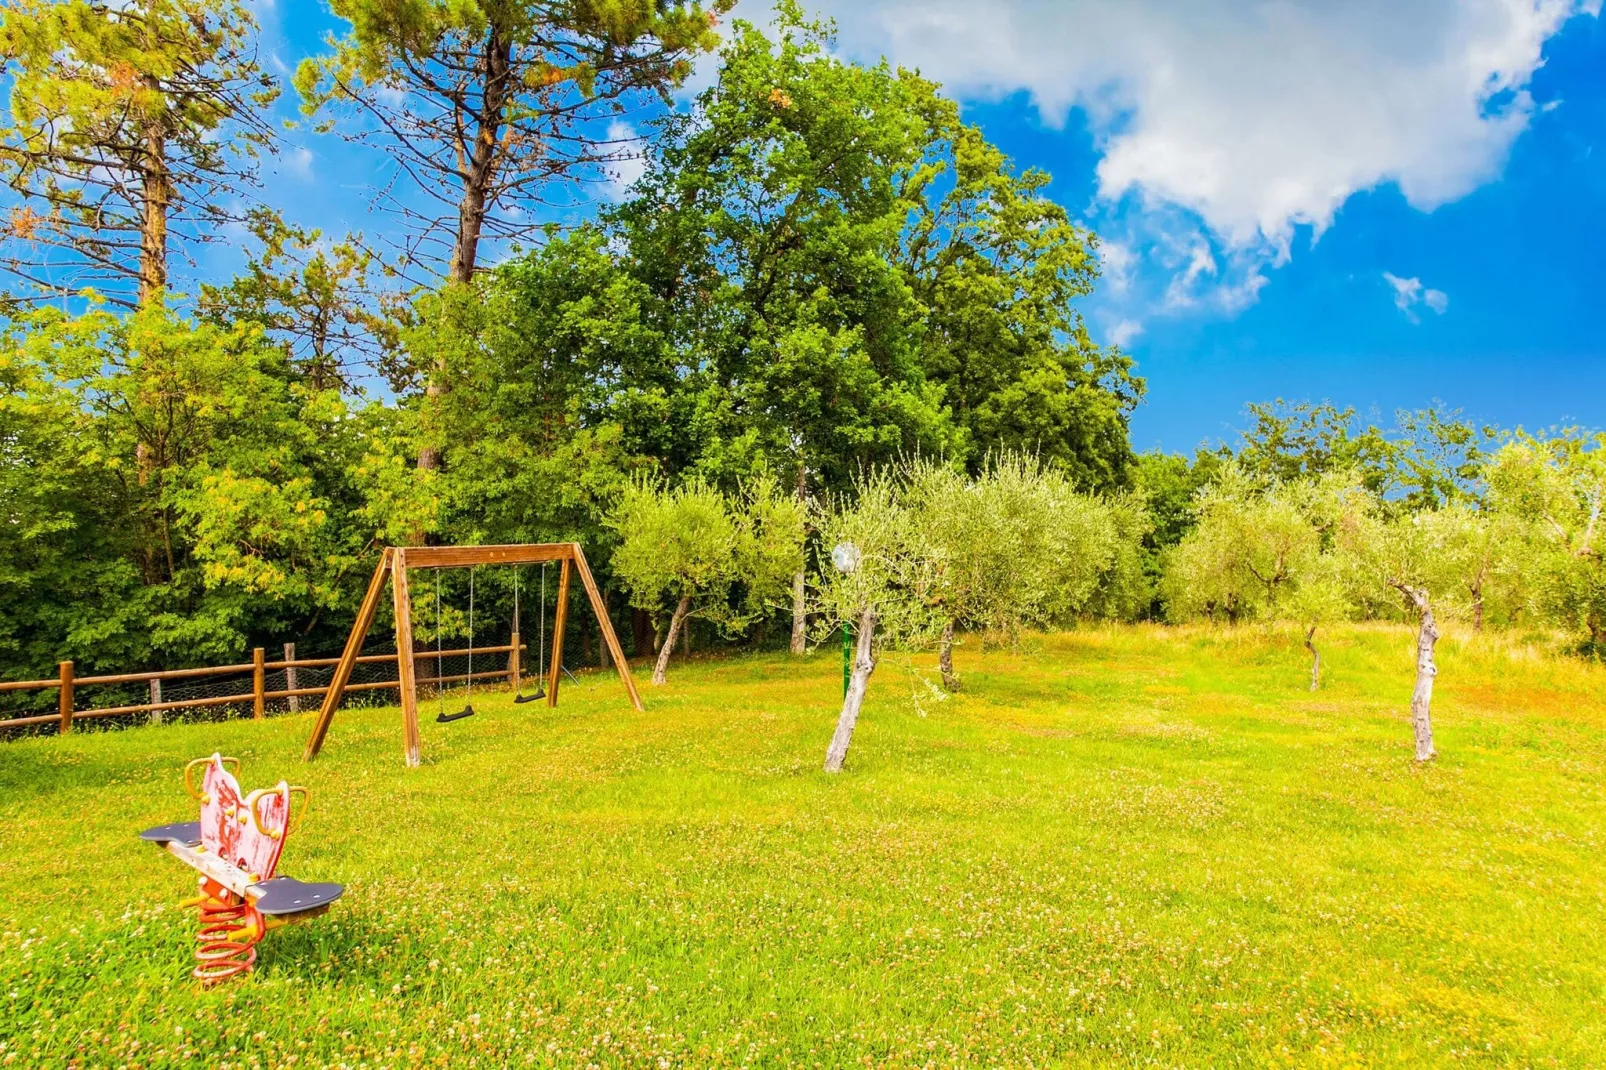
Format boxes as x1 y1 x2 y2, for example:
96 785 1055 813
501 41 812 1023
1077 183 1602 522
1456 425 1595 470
509 629 521 692
304 549 392 762
57 661 73 734
285 642 300 713
252 647 266 720
149 678 163 725
392 549 422 768
570 543 644 712
546 558 571 707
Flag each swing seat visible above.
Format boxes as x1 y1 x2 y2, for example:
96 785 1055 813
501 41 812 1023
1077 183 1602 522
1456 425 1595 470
436 704 476 723
513 686 545 704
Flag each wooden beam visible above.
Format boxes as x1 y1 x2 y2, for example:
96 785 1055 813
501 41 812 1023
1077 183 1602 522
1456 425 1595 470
547 558 571 707
392 549 422 768
57 661 73 734
400 543 574 569
570 543 644 712
251 647 266 720
303 549 392 762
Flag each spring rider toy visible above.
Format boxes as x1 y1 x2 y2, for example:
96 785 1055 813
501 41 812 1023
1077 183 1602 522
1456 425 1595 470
139 754 344 983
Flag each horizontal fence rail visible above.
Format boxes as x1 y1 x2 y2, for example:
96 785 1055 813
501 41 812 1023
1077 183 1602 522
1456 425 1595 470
0 641 526 734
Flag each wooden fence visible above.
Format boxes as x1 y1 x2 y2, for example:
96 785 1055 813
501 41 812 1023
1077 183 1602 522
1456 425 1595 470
0 640 524 734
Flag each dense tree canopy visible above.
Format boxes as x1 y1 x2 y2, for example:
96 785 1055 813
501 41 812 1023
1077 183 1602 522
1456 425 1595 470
0 0 1600 740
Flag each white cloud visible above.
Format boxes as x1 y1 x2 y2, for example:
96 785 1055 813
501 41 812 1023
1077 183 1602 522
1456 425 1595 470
603 120 648 200
282 146 314 180
798 0 1590 251
1106 318 1143 347
1099 240 1135 295
722 0 1594 317
1383 271 1450 322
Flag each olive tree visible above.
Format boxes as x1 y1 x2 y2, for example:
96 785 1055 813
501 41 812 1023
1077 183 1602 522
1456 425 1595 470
1161 465 1322 623
1283 554 1350 690
811 470 944 773
1163 467 1364 688
609 475 803 685
903 454 1118 690
1486 432 1606 650
1337 498 1490 761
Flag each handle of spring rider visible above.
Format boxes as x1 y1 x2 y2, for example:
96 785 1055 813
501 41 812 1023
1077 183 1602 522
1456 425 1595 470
184 755 241 801
286 785 311 836
249 784 311 840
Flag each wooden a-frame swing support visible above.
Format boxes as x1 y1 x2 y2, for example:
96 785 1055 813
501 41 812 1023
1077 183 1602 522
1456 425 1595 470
303 543 643 767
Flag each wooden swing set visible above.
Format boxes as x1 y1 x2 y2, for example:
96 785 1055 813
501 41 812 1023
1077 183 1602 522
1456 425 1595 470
302 543 642 767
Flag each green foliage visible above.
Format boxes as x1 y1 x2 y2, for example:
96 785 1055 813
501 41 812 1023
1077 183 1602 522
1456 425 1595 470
1161 465 1351 623
0 301 377 693
903 453 1120 640
903 130 1142 488
0 0 278 303
198 211 401 391
1238 399 1491 509
1487 430 1606 647
608 473 803 636
482 10 1143 496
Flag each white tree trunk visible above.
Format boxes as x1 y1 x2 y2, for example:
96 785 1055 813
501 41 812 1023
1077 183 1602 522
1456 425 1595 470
1304 625 1320 691
823 609 877 773
938 619 958 691
652 596 691 685
1392 583 1439 761
790 568 807 655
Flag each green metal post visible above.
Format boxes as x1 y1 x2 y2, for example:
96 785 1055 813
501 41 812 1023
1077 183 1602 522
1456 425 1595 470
842 619 852 698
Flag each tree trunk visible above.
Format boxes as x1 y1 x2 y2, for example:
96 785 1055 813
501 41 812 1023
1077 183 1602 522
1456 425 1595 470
1392 583 1439 761
938 619 959 691
1304 624 1320 691
138 106 169 307
790 568 808 655
420 26 513 474
631 607 653 657
652 596 691 685
790 463 808 655
824 609 877 773
1471 578 1484 633
448 27 512 285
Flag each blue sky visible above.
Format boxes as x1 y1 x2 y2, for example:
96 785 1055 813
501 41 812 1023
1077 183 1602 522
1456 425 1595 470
216 1 1606 451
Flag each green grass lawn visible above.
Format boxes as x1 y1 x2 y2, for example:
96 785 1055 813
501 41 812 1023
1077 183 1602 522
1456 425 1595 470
2 624 1604 1067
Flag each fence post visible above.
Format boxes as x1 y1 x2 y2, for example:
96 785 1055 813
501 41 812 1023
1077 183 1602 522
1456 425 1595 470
509 629 520 692
149 678 163 725
252 647 266 720
285 642 300 713
57 661 73 734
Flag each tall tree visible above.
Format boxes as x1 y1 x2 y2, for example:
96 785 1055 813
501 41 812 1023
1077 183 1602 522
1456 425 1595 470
0 0 278 306
902 128 1141 489
298 0 726 470
296 0 727 284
